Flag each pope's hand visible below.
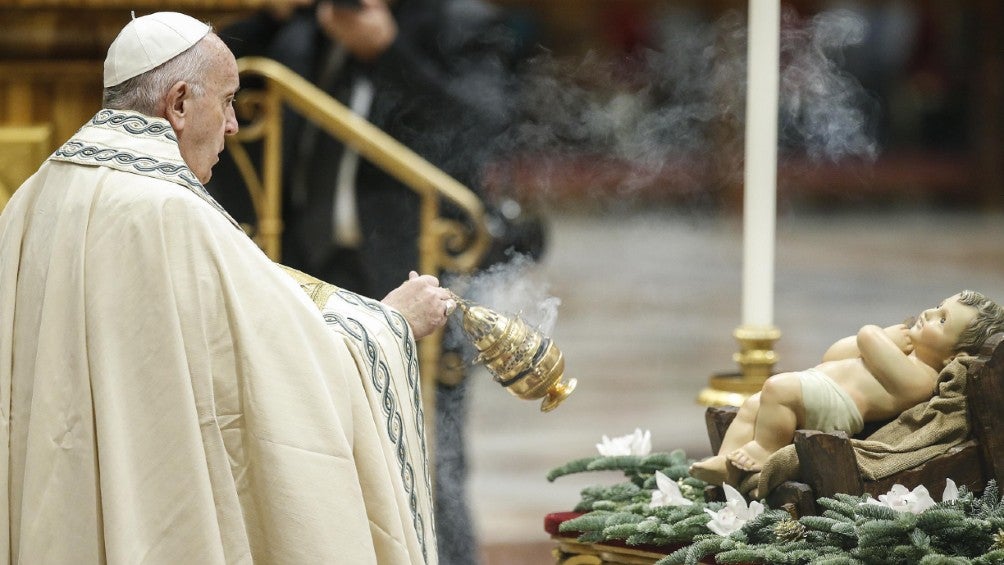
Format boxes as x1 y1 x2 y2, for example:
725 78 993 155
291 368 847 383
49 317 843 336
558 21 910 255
382 271 454 340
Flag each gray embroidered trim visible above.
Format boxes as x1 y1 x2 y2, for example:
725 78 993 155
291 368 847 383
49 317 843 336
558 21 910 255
91 109 178 141
55 141 202 187
322 289 433 563
51 110 240 229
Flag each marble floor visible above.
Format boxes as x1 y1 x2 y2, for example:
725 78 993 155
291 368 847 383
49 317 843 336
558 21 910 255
464 205 1004 564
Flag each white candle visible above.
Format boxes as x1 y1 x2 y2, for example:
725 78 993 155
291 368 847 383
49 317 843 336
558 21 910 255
742 0 780 327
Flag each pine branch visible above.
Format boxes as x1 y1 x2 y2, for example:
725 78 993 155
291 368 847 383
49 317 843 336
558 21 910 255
557 511 612 535
816 495 864 519
585 454 644 472
854 502 900 521
638 452 683 473
855 513 917 548
916 508 969 532
575 481 646 510
973 549 1004 564
547 456 602 481
657 536 728 565
603 522 643 541
811 555 865 565
917 554 971 565
801 515 856 537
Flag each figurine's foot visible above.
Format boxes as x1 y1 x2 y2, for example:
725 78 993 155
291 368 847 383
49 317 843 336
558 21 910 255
727 441 773 472
689 455 727 485
724 458 746 488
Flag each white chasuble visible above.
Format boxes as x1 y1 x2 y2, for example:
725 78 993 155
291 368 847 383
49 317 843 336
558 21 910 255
0 110 436 565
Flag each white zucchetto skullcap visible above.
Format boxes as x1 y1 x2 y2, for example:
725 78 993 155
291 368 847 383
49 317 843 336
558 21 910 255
103 12 211 88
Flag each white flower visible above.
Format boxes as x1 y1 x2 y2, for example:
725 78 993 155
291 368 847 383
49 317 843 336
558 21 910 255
942 478 959 503
650 471 694 508
704 483 764 536
596 428 651 456
862 483 937 514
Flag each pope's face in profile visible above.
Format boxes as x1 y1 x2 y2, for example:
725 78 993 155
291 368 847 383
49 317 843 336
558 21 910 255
175 34 239 184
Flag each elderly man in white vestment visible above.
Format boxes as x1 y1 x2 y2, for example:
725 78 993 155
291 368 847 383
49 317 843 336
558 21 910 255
0 11 455 564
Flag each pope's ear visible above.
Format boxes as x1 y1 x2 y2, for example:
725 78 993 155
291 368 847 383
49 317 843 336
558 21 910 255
162 81 189 130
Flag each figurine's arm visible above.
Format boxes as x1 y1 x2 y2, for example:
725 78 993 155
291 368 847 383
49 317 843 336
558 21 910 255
857 324 936 401
822 335 859 361
822 324 912 361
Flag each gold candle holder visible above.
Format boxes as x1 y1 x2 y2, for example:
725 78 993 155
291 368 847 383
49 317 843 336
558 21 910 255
451 293 576 412
698 324 780 407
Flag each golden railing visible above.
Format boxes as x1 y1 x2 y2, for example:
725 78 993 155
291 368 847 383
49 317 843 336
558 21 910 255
227 56 492 438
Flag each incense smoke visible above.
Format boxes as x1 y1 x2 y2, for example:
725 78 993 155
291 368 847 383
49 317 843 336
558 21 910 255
778 9 879 161
413 6 883 357
486 6 879 201
444 252 561 356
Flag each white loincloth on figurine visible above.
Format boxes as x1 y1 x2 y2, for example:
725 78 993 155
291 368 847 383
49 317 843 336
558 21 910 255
800 368 865 435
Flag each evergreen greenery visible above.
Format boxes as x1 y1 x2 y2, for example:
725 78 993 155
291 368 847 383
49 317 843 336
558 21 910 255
548 450 1004 564
658 483 1004 564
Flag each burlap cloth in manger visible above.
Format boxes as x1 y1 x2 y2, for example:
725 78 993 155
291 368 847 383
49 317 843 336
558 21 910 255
750 354 975 498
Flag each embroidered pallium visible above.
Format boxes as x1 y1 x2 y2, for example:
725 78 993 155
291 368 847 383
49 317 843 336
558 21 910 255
92 109 178 140
56 142 199 185
51 110 241 229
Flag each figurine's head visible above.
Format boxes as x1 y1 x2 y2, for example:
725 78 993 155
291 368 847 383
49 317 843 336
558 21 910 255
953 290 1004 354
910 290 1004 369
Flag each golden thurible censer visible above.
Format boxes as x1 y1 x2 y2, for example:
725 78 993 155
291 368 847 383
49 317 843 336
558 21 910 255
449 292 576 412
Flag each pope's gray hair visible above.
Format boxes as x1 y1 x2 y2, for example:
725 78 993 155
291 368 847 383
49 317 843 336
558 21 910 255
102 33 215 115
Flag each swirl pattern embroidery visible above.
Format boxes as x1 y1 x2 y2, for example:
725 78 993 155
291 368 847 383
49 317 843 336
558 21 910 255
92 109 178 141
55 142 202 188
322 307 430 562
336 289 423 413
51 110 241 229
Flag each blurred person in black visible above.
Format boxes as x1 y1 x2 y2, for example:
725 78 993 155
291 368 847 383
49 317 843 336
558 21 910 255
210 1 538 562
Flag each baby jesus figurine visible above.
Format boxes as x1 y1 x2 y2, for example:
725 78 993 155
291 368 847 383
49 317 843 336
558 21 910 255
690 290 1004 489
